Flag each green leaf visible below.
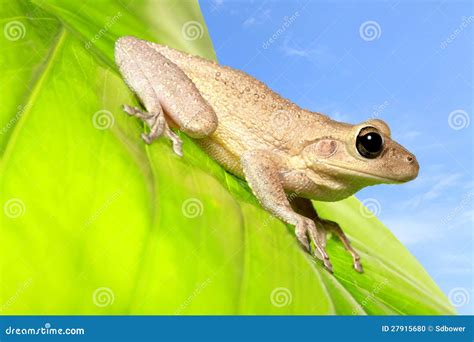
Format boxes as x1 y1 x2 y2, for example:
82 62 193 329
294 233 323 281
0 0 455 315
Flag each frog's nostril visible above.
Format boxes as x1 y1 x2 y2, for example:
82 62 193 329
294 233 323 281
406 156 414 163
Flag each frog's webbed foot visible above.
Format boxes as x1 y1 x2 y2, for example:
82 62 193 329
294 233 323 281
122 104 183 157
319 218 363 273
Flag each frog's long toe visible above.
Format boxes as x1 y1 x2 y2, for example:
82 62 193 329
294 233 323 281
123 104 153 120
353 258 363 273
313 242 333 273
295 229 311 253
122 104 183 157
296 218 333 273
322 258 334 273
164 128 183 157
321 219 363 273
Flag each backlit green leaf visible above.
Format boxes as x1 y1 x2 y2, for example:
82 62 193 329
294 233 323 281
0 0 455 315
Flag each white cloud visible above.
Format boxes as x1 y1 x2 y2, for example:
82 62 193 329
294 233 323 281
279 37 337 68
401 172 463 209
400 130 422 141
273 34 353 80
331 111 351 123
280 37 310 57
209 0 224 12
242 8 271 28
242 17 256 28
382 219 440 245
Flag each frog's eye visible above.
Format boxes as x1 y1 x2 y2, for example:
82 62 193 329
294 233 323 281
356 126 384 159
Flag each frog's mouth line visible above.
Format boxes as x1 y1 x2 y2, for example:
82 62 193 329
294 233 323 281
323 162 405 184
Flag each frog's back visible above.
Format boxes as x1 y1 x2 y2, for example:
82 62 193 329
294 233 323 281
145 42 330 174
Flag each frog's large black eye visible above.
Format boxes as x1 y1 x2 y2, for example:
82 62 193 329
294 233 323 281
356 127 384 159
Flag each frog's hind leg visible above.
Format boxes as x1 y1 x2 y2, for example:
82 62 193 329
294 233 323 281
122 104 183 156
115 36 218 155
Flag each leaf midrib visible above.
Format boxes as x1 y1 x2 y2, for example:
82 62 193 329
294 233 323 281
0 26 67 167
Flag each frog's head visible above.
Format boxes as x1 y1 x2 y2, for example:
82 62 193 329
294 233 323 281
302 119 419 185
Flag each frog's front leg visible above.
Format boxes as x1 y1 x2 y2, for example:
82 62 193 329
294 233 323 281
241 150 333 272
115 36 218 155
290 197 363 273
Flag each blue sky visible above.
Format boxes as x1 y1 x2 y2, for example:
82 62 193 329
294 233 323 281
201 0 473 314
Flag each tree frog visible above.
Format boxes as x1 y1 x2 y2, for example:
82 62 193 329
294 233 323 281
115 36 419 273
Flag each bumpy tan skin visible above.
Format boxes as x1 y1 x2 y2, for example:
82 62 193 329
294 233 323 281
115 36 419 273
